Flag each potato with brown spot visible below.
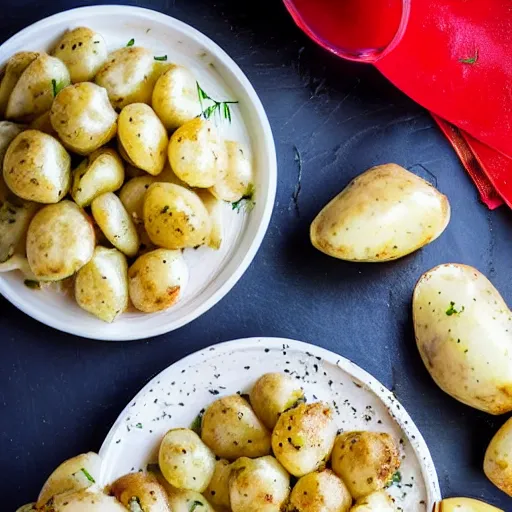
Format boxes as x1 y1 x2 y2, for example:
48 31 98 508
26 201 94 281
205 458 232 511
484 417 512 496
413 264 512 414
310 163 450 262
110 472 171 512
331 431 400 499
128 249 188 313
201 394 271 460
229 456 290 512
272 402 337 477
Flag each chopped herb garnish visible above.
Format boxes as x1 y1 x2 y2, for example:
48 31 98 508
51 79 66 97
386 471 402 487
126 38 135 47
196 82 238 123
459 50 479 65
190 411 204 436
285 395 307 412
135 422 143 429
232 183 255 213
128 496 143 512
190 500 204 511
24 280 40 290
80 468 95 483
154 55 168 61
446 301 464 316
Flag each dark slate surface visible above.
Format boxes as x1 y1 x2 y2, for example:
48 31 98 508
1 0 511 509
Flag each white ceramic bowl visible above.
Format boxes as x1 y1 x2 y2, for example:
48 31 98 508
0 6 276 340
99 337 441 510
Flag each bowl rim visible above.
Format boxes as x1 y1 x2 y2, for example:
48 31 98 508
0 5 277 341
99 336 442 508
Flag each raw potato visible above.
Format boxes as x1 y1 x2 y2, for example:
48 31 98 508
128 249 188 313
6 53 70 121
201 394 271 460
210 141 253 202
229 456 290 512
433 498 504 512
168 118 227 188
95 46 165 109
118 103 168 176
195 189 222 249
143 183 211 249
484 417 512 496
289 469 352 512
110 472 171 512
29 111 57 136
0 51 39 117
0 121 26 163
205 458 232 511
3 130 71 203
71 148 125 207
52 27 108 83
310 163 450 262
119 175 156 224
50 82 117 155
26 201 95 281
0 197 39 263
158 428 216 492
41 489 126 512
36 452 101 508
272 402 337 477
350 491 397 512
91 192 140 257
331 431 400 499
413 264 512 414
152 64 200 131
250 372 305 430
166 490 216 512
75 247 128 323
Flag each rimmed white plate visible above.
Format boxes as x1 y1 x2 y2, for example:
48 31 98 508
0 6 276 340
100 337 441 510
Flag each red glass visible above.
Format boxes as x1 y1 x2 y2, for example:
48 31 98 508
283 0 410 63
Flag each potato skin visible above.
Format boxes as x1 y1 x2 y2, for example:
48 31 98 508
29 111 57 136
118 103 168 176
205 458 232 511
229 456 290 512
484 418 512 496
110 472 171 512
92 192 140 257
202 394 272 460
210 140 253 202
168 118 227 188
413 264 512 414
0 51 39 117
0 121 26 164
310 163 450 262
152 64 199 131
128 249 188 313
71 148 125 207
433 498 503 512
166 490 216 512
272 402 337 477
143 183 211 249
26 201 95 281
75 247 128 323
195 189 222 250
6 53 70 121
158 428 216 492
41 489 127 512
289 469 352 512
36 452 101 508
350 491 397 512
52 27 108 83
250 372 305 430
50 82 117 155
119 175 156 224
331 431 400 499
95 47 163 109
3 129 71 203
15 504 36 512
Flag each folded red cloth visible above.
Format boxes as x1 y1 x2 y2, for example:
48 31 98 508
284 0 512 209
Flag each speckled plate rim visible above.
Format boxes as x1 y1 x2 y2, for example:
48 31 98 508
99 337 442 506
0 5 277 340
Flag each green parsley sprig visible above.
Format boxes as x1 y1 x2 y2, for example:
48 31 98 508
51 79 67 97
126 38 135 47
196 82 238 123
